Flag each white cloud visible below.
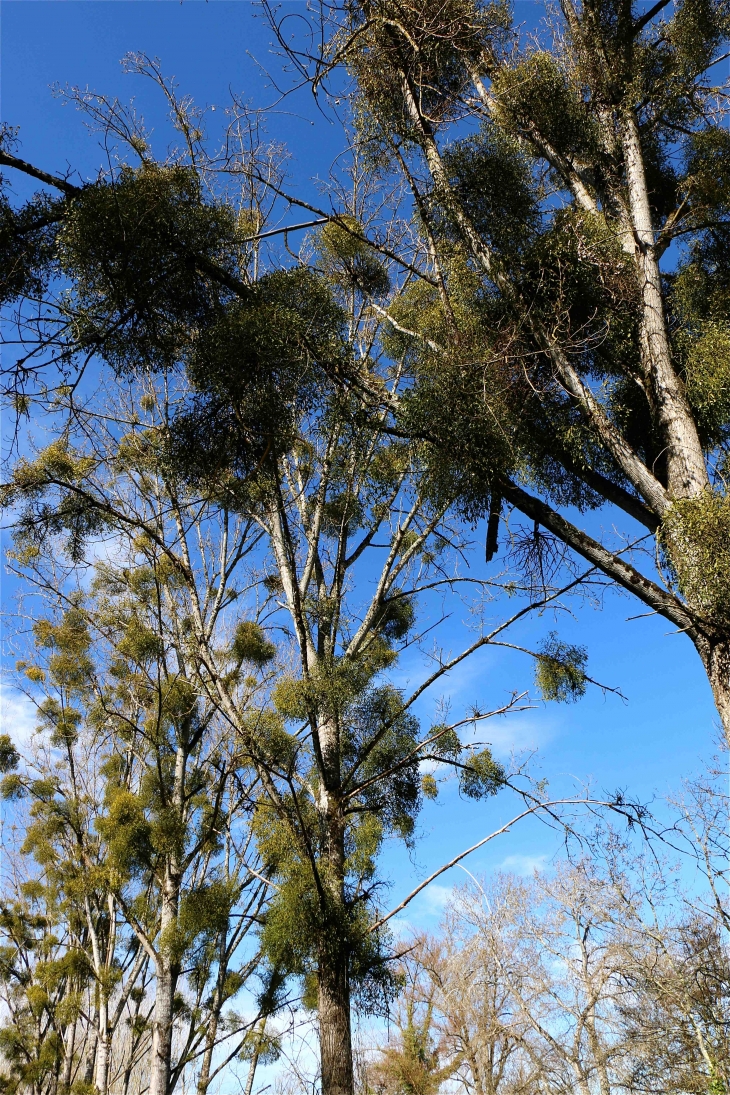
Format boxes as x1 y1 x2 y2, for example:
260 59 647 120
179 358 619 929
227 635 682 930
483 713 560 758
417 881 455 911
391 882 457 934
498 853 548 876
0 680 38 753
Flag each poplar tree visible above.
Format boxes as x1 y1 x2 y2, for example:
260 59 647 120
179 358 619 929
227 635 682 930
0 66 636 1095
166 194 622 1095
266 0 730 742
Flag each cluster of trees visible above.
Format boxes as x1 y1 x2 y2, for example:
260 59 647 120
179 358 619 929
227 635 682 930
0 0 729 1092
364 778 729 1095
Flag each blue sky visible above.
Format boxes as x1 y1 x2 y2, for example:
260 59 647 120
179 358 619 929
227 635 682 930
0 0 722 939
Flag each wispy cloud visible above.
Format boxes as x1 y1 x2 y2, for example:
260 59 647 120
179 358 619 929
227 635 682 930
485 712 560 758
498 853 548 876
0 680 38 752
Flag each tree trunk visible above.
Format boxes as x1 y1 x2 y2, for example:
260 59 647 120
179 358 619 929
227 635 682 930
242 1019 267 1095
704 640 730 748
94 995 110 1095
195 1005 219 1095
82 1014 98 1087
59 1017 76 1093
149 959 176 1095
149 884 180 1095
317 950 354 1095
315 712 354 1095
621 111 709 501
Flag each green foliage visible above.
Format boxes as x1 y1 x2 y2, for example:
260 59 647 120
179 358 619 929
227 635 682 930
373 594 416 642
255 799 396 1011
238 1023 281 1065
520 209 639 364
459 748 505 798
95 788 153 874
0 183 63 305
440 121 538 254
2 440 108 563
493 52 599 160
57 163 238 373
535 632 588 703
320 491 366 537
682 323 730 443
232 621 276 667
661 490 730 625
685 126 730 215
318 216 390 297
241 708 298 771
163 880 237 965
347 0 512 144
0 735 19 773
167 267 346 489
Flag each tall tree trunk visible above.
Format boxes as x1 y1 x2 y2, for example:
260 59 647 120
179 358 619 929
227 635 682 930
316 777 354 1095
620 111 709 501
195 999 222 1095
59 1016 76 1093
149 884 180 1095
242 1018 267 1095
703 639 730 747
83 1010 98 1088
317 949 354 1095
94 994 110 1095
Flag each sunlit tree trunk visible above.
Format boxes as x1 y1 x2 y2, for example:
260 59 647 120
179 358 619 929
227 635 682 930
149 883 180 1095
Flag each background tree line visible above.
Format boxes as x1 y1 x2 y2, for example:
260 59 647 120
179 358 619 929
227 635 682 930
361 775 729 1095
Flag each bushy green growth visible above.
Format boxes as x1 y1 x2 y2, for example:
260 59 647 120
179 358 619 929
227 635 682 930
167 267 346 490
662 0 730 95
459 748 505 798
440 121 538 254
347 0 512 144
116 619 165 665
395 312 519 522
520 209 639 367
256 676 429 1009
0 184 63 305
661 490 730 626
254 801 397 1013
319 216 390 297
95 788 153 874
232 621 276 667
682 323 730 443
347 686 423 841
2 440 108 563
238 1024 281 1065
427 725 462 763
320 491 366 536
273 656 383 723
492 52 599 161
57 163 238 373
535 632 588 703
37 698 82 749
241 708 298 772
421 773 438 799
163 879 238 965
0 735 19 773
0 773 25 800
685 126 730 215
373 593 416 642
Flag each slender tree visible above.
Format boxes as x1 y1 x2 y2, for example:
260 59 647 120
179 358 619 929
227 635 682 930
1 376 277 1095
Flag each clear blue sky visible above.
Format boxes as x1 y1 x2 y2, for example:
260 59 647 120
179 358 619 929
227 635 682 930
0 0 721 934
